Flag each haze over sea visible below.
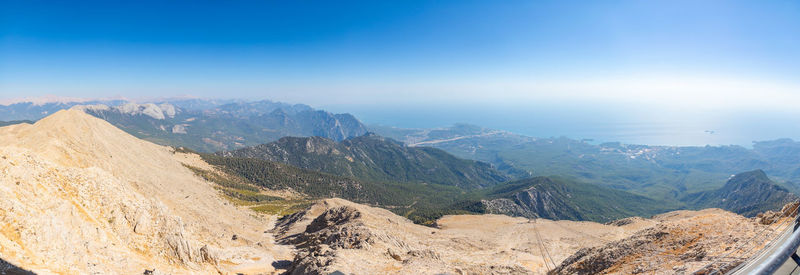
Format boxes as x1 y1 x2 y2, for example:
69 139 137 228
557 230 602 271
326 102 800 147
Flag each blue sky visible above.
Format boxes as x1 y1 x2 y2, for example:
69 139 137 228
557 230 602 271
1 0 799 111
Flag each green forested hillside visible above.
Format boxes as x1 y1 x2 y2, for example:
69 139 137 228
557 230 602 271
372 124 800 201
197 152 477 224
194 150 686 224
194 150 793 225
217 133 509 189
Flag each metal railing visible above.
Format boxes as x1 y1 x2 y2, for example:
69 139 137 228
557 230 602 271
748 221 800 274
722 202 800 275
691 201 800 275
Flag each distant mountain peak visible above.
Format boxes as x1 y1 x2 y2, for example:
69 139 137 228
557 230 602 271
0 95 129 106
732 169 768 179
477 176 673 222
682 169 798 217
75 102 178 120
722 169 783 193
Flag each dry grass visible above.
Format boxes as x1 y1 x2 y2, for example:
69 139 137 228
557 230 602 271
251 200 314 216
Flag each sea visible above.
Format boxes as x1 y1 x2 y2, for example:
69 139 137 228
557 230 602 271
325 102 800 148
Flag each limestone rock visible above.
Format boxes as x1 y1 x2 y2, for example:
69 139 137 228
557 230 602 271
0 110 291 274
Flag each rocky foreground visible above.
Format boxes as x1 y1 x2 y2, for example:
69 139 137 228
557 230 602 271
0 109 788 274
270 198 655 274
552 203 798 275
269 198 789 275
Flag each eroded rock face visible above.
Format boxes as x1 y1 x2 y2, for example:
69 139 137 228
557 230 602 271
276 203 399 275
282 206 380 274
481 198 534 218
115 103 177 120
0 147 219 273
300 206 373 250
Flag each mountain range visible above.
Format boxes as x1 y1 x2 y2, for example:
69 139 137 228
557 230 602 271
2 98 797 222
0 100 127 120
0 99 370 152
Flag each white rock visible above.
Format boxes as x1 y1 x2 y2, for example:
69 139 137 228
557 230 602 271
171 124 187 134
158 103 177 118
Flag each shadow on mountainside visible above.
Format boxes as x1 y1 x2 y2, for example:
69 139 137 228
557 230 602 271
0 257 34 275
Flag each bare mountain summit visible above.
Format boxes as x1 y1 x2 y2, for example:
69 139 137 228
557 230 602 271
0 109 292 274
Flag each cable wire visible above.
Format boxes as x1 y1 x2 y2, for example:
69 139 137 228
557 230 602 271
530 218 556 272
712 201 800 274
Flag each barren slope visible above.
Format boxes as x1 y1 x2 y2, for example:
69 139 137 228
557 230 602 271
0 109 292 274
272 198 654 274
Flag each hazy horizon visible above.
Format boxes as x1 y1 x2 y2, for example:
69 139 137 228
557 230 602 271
3 0 800 146
3 94 800 147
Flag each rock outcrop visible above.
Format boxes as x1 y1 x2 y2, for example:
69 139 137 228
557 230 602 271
552 208 790 274
75 102 178 120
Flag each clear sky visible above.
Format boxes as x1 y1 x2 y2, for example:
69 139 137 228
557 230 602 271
2 0 799 112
